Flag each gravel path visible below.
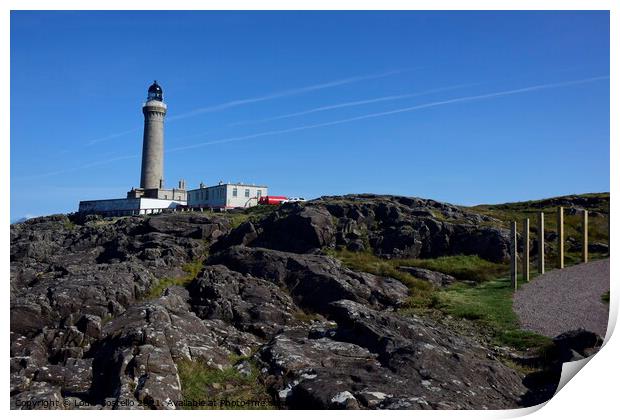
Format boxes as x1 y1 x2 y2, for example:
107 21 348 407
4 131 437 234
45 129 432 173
513 259 610 338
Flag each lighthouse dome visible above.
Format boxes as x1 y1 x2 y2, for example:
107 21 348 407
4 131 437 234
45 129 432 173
147 80 163 101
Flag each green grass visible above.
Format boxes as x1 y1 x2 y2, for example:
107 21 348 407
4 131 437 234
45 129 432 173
292 309 324 323
329 249 506 283
469 193 610 263
101 314 113 325
326 249 437 309
602 291 610 304
62 218 76 231
220 205 278 229
147 258 205 299
225 213 251 229
176 358 275 410
327 249 549 350
398 254 507 283
433 277 551 349
243 204 278 220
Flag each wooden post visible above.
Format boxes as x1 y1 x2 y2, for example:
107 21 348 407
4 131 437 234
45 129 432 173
582 210 589 263
510 221 517 290
538 212 545 274
557 207 564 269
522 218 530 282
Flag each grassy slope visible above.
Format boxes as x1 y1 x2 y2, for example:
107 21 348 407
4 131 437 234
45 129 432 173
147 258 205 299
330 249 549 350
329 193 609 351
468 192 610 266
177 358 274 410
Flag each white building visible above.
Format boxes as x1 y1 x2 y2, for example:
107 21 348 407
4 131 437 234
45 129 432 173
78 197 185 216
187 182 268 209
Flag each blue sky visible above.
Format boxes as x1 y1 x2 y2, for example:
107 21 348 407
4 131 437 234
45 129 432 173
10 11 609 219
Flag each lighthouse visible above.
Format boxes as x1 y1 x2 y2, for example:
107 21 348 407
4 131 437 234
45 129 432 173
124 81 186 201
140 81 167 190
78 81 187 215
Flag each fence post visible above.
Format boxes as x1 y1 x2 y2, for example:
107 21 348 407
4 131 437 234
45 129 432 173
557 207 564 269
538 212 545 274
510 221 517 291
522 218 530 282
582 210 589 263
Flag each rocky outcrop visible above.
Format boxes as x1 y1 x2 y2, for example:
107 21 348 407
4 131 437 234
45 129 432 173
397 266 457 287
259 300 526 409
84 286 260 409
10 213 233 409
207 246 409 312
11 195 576 410
518 329 603 407
215 195 511 262
188 264 300 338
12 286 262 409
10 213 231 336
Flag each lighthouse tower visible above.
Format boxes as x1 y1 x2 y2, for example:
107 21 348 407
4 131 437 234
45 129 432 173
140 81 167 191
79 81 186 216
126 81 186 201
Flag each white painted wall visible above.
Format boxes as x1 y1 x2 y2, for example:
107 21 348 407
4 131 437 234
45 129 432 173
187 184 268 208
226 185 266 208
79 197 185 215
139 198 185 210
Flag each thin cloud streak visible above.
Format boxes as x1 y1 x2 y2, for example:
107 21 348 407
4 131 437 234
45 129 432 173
81 69 408 147
166 69 410 122
17 154 139 180
168 75 609 153
87 127 141 146
27 75 608 180
229 83 478 127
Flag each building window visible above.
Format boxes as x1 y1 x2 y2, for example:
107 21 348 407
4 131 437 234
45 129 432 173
233 187 238 197
257 189 262 198
245 188 250 198
206 189 209 200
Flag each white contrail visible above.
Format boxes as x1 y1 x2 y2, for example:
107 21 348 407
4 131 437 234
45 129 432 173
17 154 139 180
27 75 608 179
87 127 141 146
82 69 408 145
168 75 609 153
229 83 478 127
166 69 409 122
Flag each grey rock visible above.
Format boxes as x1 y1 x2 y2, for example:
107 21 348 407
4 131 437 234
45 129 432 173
208 246 409 312
12 199 575 410
397 266 457 287
217 194 511 262
188 264 298 338
258 301 526 409
589 242 609 253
